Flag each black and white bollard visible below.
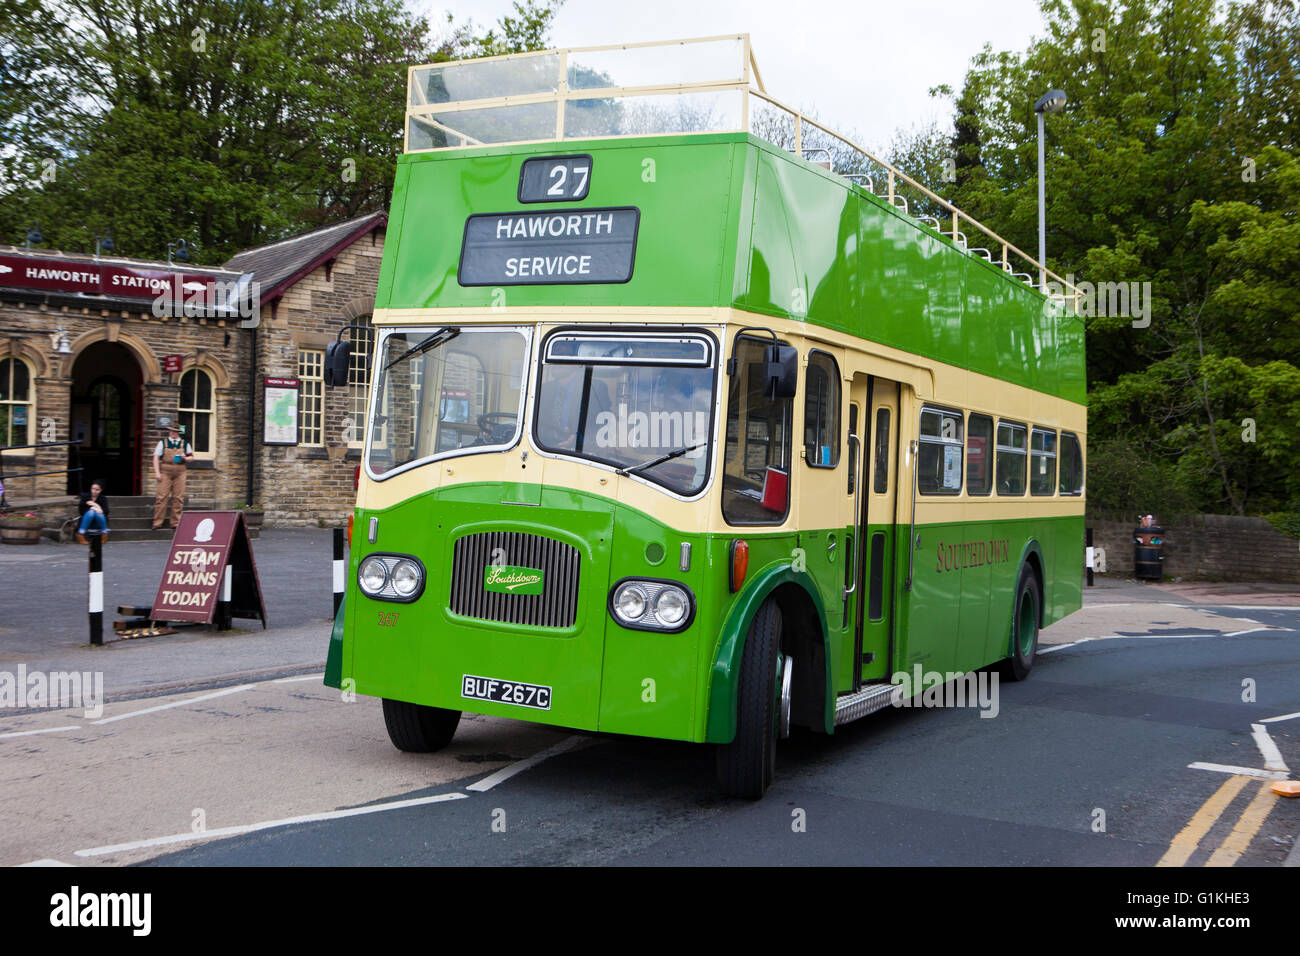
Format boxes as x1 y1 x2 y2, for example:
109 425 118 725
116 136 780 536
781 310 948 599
88 534 104 646
214 564 233 630
333 528 345 616
1085 527 1094 587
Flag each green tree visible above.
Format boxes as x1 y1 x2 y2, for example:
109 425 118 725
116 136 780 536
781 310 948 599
0 0 565 262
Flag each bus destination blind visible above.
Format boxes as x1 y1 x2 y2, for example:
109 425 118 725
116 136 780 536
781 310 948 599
458 206 639 286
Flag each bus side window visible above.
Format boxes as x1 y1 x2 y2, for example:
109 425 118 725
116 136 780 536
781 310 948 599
847 403 859 495
1030 427 1058 495
966 413 993 495
918 406 963 495
1059 432 1084 495
996 421 1027 495
803 351 840 468
872 406 890 494
722 337 794 524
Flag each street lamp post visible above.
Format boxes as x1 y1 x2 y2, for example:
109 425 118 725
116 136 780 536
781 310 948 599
1034 89 1068 292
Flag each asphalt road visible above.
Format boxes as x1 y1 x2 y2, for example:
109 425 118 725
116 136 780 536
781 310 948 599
4 602 1294 868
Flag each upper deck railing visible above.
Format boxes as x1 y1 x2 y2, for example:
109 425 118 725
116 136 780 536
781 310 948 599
406 34 1080 303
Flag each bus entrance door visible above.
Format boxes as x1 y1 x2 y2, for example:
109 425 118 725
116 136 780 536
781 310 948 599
851 375 900 683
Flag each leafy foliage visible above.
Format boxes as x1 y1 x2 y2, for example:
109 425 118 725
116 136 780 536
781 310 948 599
929 0 1299 516
0 0 564 263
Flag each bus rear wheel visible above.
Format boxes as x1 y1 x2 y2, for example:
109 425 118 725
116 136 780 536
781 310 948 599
716 598 783 799
382 698 461 752
999 565 1040 682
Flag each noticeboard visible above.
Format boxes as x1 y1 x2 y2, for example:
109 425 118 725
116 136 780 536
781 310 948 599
149 511 267 627
262 377 300 446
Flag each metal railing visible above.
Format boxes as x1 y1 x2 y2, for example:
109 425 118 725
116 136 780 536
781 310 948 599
0 440 84 508
403 34 1082 305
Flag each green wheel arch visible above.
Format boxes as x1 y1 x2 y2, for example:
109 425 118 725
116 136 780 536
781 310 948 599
1008 539 1046 652
705 563 833 743
324 595 346 690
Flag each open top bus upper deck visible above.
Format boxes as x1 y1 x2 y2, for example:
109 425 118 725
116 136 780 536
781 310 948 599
374 34 1085 405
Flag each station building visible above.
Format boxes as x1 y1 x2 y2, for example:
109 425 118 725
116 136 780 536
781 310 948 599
0 212 386 526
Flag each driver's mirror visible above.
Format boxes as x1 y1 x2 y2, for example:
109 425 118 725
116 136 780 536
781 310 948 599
763 345 798 399
324 340 351 388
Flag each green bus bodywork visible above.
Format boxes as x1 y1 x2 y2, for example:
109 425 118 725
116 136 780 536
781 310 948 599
327 132 1085 745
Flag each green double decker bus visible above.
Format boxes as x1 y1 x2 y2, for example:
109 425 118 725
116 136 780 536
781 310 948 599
323 34 1086 797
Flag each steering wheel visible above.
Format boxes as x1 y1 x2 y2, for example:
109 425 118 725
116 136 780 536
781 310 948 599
478 412 517 444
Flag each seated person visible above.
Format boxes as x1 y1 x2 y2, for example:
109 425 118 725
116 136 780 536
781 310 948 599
77 480 111 544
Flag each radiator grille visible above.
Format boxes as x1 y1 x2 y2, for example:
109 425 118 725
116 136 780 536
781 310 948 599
450 531 581 628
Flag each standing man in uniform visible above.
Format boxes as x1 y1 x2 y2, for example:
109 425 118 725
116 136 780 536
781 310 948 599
152 421 194 530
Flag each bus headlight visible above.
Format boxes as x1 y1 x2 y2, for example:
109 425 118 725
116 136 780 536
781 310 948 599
358 553 425 603
359 556 389 593
609 579 694 632
391 559 423 597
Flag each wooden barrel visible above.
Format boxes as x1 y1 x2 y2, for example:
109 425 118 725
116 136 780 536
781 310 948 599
0 524 43 544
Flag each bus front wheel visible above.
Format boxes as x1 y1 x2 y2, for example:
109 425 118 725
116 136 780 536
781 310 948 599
716 598 783 799
999 565 1040 682
382 698 461 752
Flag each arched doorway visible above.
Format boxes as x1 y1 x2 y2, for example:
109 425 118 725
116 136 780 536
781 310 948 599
69 342 143 495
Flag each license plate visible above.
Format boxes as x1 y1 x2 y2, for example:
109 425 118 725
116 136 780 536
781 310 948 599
461 674 552 711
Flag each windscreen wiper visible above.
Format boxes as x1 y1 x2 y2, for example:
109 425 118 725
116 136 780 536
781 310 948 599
383 327 459 372
616 443 706 478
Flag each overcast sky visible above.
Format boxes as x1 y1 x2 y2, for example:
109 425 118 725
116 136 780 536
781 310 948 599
416 0 1048 150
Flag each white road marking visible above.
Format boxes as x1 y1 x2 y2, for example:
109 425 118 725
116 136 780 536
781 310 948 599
1251 723 1290 773
90 685 254 725
1261 711 1300 724
0 725 78 740
466 735 587 792
1209 605 1300 611
271 674 325 684
1188 762 1289 780
1038 640 1089 654
18 858 73 866
74 792 469 858
1222 628 1272 637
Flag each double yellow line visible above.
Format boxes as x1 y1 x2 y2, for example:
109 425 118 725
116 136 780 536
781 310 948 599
1157 775 1279 867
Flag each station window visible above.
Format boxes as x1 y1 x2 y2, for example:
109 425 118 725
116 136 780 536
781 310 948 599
347 316 375 447
966 413 993 495
179 368 215 456
1030 428 1058 496
996 421 1027 495
1059 432 1084 495
0 357 34 447
298 350 324 447
918 406 963 495
803 352 840 468
722 337 793 524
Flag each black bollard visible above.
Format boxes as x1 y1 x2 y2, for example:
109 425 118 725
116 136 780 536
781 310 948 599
88 533 104 646
333 527 345 617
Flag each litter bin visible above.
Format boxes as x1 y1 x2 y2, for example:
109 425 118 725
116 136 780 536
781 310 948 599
1134 526 1164 580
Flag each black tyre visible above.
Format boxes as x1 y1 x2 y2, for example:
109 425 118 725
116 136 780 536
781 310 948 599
382 698 461 752
716 599 782 799
999 564 1040 682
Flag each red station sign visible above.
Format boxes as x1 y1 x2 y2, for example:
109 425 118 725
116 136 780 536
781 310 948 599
0 253 236 300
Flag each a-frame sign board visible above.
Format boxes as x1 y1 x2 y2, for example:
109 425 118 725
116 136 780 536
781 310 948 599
150 511 267 628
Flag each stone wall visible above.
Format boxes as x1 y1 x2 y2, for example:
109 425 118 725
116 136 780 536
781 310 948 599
252 231 384 525
1092 515 1300 583
0 301 251 505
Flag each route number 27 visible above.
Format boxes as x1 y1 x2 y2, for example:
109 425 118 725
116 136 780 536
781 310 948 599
548 162 589 197
519 155 592 202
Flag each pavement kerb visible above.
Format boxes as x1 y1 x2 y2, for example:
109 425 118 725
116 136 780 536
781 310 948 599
1 664 327 715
